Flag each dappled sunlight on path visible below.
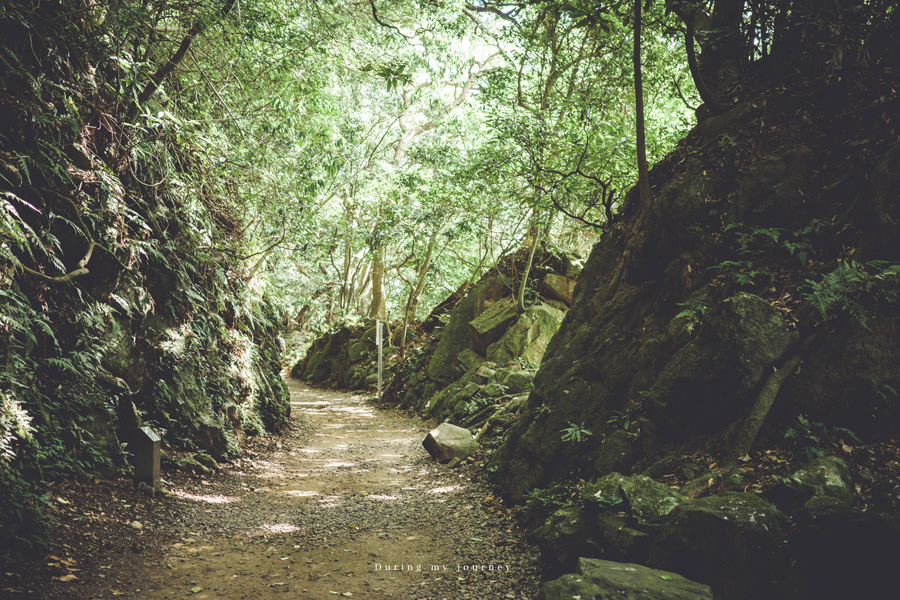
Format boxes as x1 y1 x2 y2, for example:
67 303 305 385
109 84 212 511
127 378 540 599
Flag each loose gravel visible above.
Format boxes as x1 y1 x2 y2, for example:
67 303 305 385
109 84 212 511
4 378 542 600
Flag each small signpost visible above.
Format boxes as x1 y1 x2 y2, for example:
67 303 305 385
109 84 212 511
376 319 383 402
133 426 161 491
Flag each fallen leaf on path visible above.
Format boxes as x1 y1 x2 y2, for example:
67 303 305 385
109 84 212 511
190 587 204 593
58 574 77 582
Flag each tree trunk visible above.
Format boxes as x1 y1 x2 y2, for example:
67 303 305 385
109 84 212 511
701 0 746 79
517 223 540 314
401 225 441 350
684 11 730 115
727 353 803 465
340 202 354 311
633 0 652 214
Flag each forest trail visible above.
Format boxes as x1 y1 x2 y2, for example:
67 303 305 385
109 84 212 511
128 378 541 600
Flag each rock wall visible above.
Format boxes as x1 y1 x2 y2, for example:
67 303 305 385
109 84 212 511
492 76 900 503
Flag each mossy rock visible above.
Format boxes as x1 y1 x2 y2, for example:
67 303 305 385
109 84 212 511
592 430 637 478
584 473 684 526
530 506 603 578
649 492 789 600
543 557 713 600
427 277 507 384
501 368 536 394
542 273 576 306
348 340 372 363
765 455 854 510
594 515 653 563
486 302 566 365
457 347 486 372
193 452 219 471
468 296 519 354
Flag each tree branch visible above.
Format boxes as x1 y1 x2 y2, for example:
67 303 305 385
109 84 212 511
465 3 520 25
368 0 413 40
126 0 237 122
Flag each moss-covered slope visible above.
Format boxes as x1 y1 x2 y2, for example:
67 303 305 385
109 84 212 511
0 2 289 563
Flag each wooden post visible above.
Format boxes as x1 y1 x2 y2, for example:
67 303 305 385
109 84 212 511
376 319 383 402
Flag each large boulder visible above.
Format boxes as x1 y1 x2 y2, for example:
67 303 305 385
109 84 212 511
422 423 479 463
592 514 653 563
592 430 637 476
427 277 507 384
347 340 373 364
497 366 536 393
736 145 815 228
778 317 900 438
542 557 713 600
583 473 684 526
649 492 789 600
764 455 855 510
647 293 795 438
487 302 566 365
468 296 519 354
291 325 354 384
195 413 229 460
530 506 603 577
542 274 576 306
791 499 900 598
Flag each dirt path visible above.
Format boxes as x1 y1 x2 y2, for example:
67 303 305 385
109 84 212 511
124 379 541 599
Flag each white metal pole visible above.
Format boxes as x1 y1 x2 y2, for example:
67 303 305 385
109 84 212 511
376 319 383 402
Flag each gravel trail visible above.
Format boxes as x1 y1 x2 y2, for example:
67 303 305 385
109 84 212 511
130 379 542 599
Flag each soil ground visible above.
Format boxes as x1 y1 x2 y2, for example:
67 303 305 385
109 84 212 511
2 378 542 600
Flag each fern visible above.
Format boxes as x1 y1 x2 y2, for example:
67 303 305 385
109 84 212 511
801 260 900 328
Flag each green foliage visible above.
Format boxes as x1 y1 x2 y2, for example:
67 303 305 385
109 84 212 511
590 490 626 514
606 397 643 432
724 223 785 255
865 376 899 421
517 482 578 524
673 294 709 334
560 421 593 443
801 260 900 329
711 259 775 288
0 464 54 565
0 0 291 562
784 414 861 460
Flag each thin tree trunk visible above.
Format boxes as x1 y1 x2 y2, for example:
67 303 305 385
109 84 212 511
126 0 237 122
341 202 354 310
685 11 730 115
633 0 652 214
517 224 540 314
401 225 440 350
727 353 803 465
